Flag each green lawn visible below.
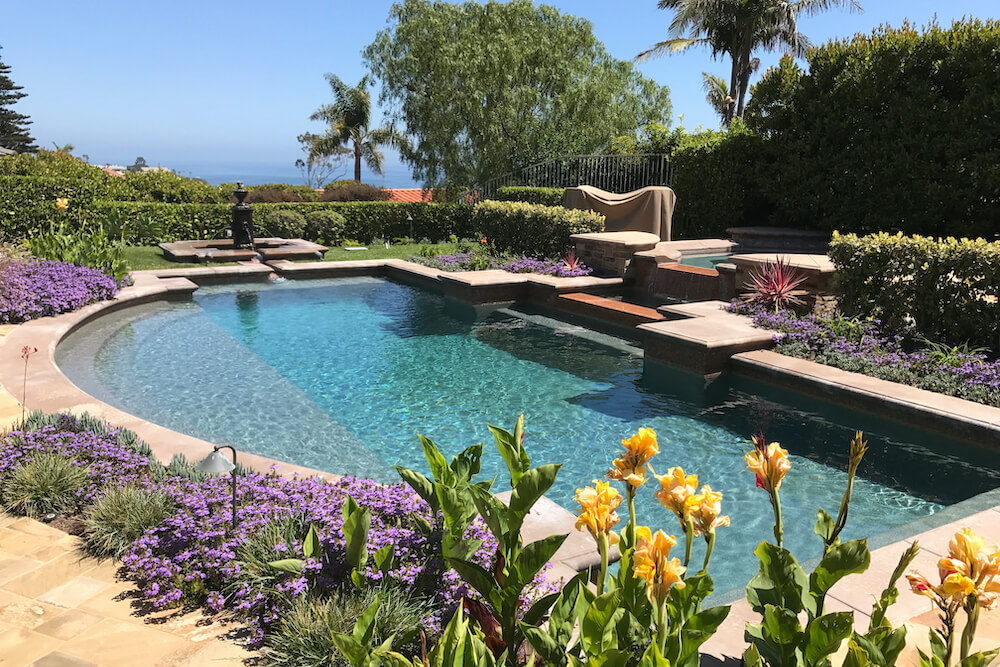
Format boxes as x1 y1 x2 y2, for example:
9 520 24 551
124 243 460 271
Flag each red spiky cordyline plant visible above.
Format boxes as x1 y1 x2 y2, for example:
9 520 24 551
742 257 808 312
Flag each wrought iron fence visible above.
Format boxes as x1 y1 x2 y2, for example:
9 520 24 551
457 153 671 204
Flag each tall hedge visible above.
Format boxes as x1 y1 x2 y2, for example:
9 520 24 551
674 19 1000 239
828 231 1000 347
493 186 566 207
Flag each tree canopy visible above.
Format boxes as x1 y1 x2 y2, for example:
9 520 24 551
364 0 672 188
0 45 38 153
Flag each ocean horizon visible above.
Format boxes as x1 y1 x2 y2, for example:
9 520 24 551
168 162 422 189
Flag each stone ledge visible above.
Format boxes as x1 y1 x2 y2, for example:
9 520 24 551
730 349 1000 447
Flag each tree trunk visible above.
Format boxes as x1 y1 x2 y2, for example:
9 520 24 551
736 53 752 119
727 56 739 125
354 140 362 182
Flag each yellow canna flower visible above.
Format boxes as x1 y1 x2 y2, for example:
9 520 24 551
745 438 791 493
607 427 659 488
574 480 622 546
907 573 936 599
939 573 976 601
949 528 985 569
55 197 69 210
690 485 730 537
653 466 698 526
633 525 686 605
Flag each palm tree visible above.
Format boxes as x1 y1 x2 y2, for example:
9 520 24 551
638 0 861 122
309 74 410 182
701 72 733 124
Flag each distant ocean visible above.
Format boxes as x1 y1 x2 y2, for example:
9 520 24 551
169 162 420 189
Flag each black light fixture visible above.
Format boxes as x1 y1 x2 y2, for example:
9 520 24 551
197 445 238 528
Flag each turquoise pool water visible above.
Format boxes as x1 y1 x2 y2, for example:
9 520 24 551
680 254 732 270
57 277 1000 594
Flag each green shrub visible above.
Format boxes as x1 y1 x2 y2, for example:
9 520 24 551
319 182 391 202
493 186 565 207
260 209 307 238
29 223 129 281
472 200 604 258
2 453 89 518
90 202 231 244
121 170 225 204
305 210 347 245
828 231 1000 347
264 586 431 667
245 188 307 203
83 486 175 560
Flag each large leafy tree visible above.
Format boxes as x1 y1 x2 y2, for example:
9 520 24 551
0 45 38 153
364 0 672 187
308 74 409 183
638 0 860 122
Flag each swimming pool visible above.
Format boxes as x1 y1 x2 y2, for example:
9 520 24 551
56 277 1000 593
680 254 733 270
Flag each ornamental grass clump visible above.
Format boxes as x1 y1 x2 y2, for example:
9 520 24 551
2 453 89 518
265 585 431 667
83 486 174 560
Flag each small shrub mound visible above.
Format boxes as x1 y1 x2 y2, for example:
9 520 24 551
305 210 347 245
265 586 430 667
2 453 89 518
319 182 391 202
83 486 175 560
29 223 129 281
0 259 119 324
260 209 307 238
472 200 604 258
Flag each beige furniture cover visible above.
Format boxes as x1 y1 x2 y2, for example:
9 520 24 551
563 185 676 241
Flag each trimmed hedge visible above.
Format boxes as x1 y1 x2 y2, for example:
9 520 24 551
828 231 1000 348
472 200 604 257
493 186 565 207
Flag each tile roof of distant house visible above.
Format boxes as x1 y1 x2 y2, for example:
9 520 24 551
102 167 125 178
386 188 434 203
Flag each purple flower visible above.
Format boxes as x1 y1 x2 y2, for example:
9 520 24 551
0 259 118 324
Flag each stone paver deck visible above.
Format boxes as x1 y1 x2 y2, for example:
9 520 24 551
0 513 255 667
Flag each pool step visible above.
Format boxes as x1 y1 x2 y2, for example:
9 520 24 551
555 292 665 330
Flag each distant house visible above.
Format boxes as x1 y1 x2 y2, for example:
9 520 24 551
385 188 434 203
0 147 16 156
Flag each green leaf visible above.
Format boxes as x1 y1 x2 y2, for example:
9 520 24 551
509 463 561 521
342 499 372 572
804 611 855 663
810 539 871 603
743 643 764 667
581 591 623 655
353 596 381 648
330 632 366 666
302 524 320 560
516 533 568 589
266 558 304 574
489 419 530 486
843 638 875 667
548 571 589 646
814 508 836 543
419 434 454 486
469 484 509 543
449 443 483 485
638 641 671 666
437 484 473 540
960 648 1000 667
394 466 437 511
746 541 810 614
762 604 802 645
447 558 496 603
521 624 565 666
373 543 395 573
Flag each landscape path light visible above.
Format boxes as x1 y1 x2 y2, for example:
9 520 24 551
197 445 238 528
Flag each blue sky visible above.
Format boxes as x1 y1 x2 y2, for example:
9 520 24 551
3 0 993 186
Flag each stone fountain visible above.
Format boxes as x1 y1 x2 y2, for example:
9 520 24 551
159 182 328 263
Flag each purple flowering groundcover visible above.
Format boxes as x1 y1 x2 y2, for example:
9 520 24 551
414 252 593 278
731 302 1000 407
0 259 119 324
0 417 549 646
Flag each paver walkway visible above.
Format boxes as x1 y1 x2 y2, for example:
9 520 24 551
0 514 255 667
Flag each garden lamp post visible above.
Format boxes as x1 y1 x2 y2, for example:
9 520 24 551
197 445 238 528
407 213 414 241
